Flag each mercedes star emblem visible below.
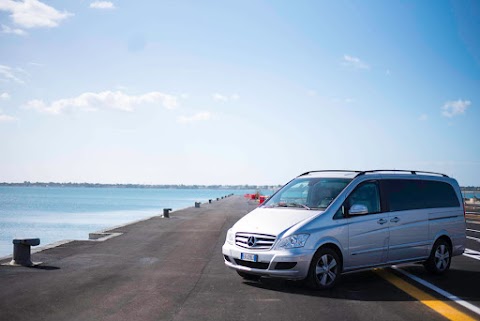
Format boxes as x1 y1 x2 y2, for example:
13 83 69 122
247 236 256 247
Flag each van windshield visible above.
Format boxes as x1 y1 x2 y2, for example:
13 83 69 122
263 177 351 210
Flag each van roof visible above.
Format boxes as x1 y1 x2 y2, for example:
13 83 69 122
299 170 449 179
299 170 360 178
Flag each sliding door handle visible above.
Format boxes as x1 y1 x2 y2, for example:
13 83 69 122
377 218 388 225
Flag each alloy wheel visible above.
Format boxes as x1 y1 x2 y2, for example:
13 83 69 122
315 254 338 286
434 244 450 271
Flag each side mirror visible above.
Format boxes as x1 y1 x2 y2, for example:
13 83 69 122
349 204 368 215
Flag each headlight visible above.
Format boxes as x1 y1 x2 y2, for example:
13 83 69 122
226 229 235 244
277 234 309 249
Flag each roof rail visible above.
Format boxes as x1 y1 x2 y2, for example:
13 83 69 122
355 170 449 178
298 170 362 177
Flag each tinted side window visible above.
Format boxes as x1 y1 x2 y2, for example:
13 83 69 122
383 180 423 211
422 180 460 208
383 179 460 211
347 182 381 214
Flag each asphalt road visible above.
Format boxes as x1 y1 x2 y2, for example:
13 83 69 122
0 196 479 321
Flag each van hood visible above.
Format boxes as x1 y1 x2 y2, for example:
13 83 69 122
232 207 322 237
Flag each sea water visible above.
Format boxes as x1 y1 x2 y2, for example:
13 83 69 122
463 191 479 199
0 186 266 257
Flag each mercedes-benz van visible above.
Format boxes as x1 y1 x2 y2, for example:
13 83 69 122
222 170 466 289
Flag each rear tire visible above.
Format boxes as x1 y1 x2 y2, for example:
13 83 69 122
307 247 341 290
424 238 451 275
236 271 261 281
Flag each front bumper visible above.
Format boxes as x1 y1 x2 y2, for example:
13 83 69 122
222 242 313 280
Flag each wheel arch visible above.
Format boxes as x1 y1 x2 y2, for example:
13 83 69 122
430 230 452 252
435 234 453 250
313 241 344 273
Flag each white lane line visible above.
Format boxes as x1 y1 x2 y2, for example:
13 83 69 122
463 248 480 261
466 229 480 233
467 236 480 243
467 220 480 225
392 266 480 317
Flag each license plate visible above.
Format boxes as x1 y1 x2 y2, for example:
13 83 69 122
241 253 258 262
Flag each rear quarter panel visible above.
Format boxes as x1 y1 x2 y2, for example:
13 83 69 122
428 208 466 256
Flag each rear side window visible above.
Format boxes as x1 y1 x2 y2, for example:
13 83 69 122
422 180 460 208
383 179 459 211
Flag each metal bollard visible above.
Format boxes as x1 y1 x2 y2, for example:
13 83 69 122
209 199 212 204
10 238 40 267
195 202 201 208
216 198 219 201
163 208 172 218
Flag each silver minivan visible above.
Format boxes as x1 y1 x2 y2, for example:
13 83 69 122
222 170 466 289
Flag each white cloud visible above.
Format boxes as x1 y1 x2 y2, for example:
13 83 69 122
441 99 471 118
212 93 240 102
23 90 178 115
1 92 10 100
1 24 27 35
177 111 212 124
213 93 227 102
0 64 25 84
89 1 115 10
28 62 44 67
0 113 16 122
0 0 72 29
418 114 428 121
342 55 370 70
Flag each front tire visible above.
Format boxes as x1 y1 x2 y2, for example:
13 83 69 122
424 239 451 274
307 247 341 290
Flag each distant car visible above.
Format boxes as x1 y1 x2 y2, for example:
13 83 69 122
222 170 466 289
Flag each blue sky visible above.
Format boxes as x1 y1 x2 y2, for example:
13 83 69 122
0 0 479 186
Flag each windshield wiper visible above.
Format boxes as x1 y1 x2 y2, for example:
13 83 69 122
286 202 311 210
267 202 311 210
277 202 311 210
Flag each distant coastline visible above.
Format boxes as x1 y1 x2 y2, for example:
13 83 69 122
0 182 281 190
461 187 480 192
0 182 478 190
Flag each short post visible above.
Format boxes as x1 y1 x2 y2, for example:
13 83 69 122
10 238 40 267
216 198 219 201
163 208 172 218
195 202 201 208
209 199 212 204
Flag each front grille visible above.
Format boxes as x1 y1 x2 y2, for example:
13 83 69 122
235 232 276 250
234 259 269 270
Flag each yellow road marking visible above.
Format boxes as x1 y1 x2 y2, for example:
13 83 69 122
375 269 476 321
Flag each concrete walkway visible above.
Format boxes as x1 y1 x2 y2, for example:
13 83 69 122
0 196 255 321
